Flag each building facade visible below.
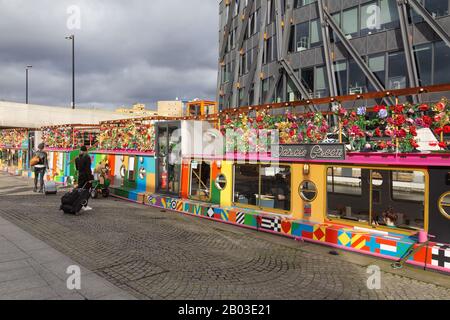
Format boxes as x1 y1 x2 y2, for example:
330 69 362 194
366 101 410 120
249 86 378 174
217 0 450 111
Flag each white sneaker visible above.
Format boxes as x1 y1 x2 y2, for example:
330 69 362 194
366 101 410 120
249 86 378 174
82 206 93 212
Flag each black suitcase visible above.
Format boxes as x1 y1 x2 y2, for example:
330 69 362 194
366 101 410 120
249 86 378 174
60 188 90 215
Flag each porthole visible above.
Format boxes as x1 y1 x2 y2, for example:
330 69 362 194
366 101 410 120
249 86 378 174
139 167 146 180
215 174 227 191
299 180 317 202
438 192 450 220
120 165 126 178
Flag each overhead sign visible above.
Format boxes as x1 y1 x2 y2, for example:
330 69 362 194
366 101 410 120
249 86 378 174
272 144 346 161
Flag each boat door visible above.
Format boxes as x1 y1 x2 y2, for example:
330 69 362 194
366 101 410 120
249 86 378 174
156 122 182 195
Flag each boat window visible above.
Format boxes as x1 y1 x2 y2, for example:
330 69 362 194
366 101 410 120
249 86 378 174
327 167 362 195
215 174 227 191
260 165 291 211
299 180 317 202
190 161 211 201
233 164 291 212
439 192 450 219
234 164 259 206
391 171 425 202
327 167 370 223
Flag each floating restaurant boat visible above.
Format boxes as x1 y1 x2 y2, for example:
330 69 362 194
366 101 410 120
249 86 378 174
1 86 449 273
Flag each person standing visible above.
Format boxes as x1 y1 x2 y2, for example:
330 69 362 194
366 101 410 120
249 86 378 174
33 143 49 193
75 146 94 211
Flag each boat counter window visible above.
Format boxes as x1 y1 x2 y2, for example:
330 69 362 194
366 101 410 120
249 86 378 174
327 166 426 231
233 164 291 212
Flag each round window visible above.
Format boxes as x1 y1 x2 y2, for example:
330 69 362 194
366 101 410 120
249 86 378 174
215 174 227 191
139 167 146 180
120 165 126 178
299 181 317 202
438 192 450 220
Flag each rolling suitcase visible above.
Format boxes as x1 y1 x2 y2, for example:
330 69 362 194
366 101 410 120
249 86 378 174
60 184 91 215
44 180 57 195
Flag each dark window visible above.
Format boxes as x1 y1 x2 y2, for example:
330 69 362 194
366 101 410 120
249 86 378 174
234 164 259 206
295 22 309 51
434 41 450 85
368 54 386 91
424 0 449 17
301 68 314 96
388 51 408 89
334 61 348 96
348 59 366 94
414 44 432 86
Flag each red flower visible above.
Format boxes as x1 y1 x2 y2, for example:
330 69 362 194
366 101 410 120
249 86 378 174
435 128 444 135
256 116 264 122
444 126 450 134
439 142 447 149
342 119 349 126
410 126 417 137
410 139 419 149
374 105 386 112
397 129 407 138
378 142 386 150
395 115 406 126
422 116 433 127
394 105 404 114
419 104 430 112
289 130 296 137
435 102 445 112
375 127 382 137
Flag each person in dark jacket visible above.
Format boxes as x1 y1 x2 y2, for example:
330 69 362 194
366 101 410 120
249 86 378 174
75 146 94 211
33 143 49 193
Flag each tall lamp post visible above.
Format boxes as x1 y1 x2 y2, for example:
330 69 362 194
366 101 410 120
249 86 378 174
25 65 32 104
65 35 75 109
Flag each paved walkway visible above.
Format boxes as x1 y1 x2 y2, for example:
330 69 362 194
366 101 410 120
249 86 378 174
0 216 136 300
0 173 449 300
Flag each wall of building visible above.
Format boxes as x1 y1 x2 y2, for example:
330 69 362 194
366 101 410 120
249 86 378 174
217 0 450 110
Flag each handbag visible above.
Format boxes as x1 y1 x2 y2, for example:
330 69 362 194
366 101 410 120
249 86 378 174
30 156 41 166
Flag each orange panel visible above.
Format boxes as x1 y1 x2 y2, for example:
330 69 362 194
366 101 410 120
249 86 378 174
180 160 190 199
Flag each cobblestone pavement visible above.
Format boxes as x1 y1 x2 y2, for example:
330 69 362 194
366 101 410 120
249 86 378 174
0 173 449 300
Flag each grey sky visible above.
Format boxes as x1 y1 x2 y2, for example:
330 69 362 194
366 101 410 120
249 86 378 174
0 0 219 110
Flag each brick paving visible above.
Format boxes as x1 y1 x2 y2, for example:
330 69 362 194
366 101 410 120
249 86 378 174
0 173 449 300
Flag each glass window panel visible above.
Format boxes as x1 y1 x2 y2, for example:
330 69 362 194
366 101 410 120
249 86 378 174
348 59 366 94
260 165 291 211
380 0 400 29
315 66 328 98
371 170 426 230
234 164 259 206
334 61 348 96
295 22 310 51
434 41 450 85
310 19 322 46
425 0 449 18
388 51 408 89
327 167 370 223
368 54 386 91
414 44 432 86
343 7 358 37
361 1 378 36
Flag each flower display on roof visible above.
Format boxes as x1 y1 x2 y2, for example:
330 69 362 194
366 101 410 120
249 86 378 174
98 121 155 153
0 129 28 149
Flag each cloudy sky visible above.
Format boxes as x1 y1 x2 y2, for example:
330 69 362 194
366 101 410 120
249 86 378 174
0 0 219 110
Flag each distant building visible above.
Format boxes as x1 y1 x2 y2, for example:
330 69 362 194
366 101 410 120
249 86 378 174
116 103 158 117
157 100 185 117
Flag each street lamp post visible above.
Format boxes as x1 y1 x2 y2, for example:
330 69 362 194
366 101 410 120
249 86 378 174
25 65 32 104
65 35 75 109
